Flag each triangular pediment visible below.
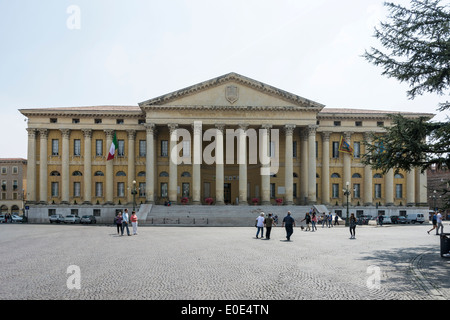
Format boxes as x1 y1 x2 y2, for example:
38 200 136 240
139 72 324 110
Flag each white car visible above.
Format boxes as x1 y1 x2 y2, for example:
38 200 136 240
64 215 80 224
11 215 23 223
405 213 425 224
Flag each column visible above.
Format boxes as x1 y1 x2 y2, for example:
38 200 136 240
300 129 309 204
215 124 225 205
104 130 114 204
260 124 272 205
385 169 394 206
284 124 296 205
342 132 352 205
238 123 248 205
363 132 373 206
145 124 156 203
60 129 71 204
321 132 331 205
82 129 92 204
127 130 136 205
406 168 415 206
307 125 318 204
38 129 48 204
26 128 37 203
415 168 427 206
192 122 202 204
168 123 178 203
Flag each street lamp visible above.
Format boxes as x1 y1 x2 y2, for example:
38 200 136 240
432 190 437 211
343 181 350 227
131 180 138 212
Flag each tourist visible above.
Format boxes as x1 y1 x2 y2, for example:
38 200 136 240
427 212 437 235
255 213 265 238
436 211 444 235
301 212 311 231
282 211 296 241
121 208 131 236
264 213 275 240
131 211 138 235
328 212 333 228
115 212 123 235
349 213 357 239
311 212 317 231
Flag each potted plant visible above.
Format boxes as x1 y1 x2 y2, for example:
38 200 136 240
205 197 214 205
251 198 259 205
275 198 283 206
181 197 189 205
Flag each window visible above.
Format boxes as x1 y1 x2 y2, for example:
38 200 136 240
270 183 275 198
332 142 339 158
203 182 211 198
118 140 125 157
73 182 81 197
139 182 146 197
50 118 57 123
373 173 383 179
74 139 81 156
48 209 56 216
270 141 276 158
50 171 61 176
182 183 190 197
159 171 169 177
1 167 6 174
161 140 168 157
332 184 339 198
51 182 59 197
71 209 78 216
116 171 126 176
396 184 403 198
182 140 190 157
72 118 80 124
96 140 103 156
95 119 102 124
1 180 6 191
353 184 361 198
315 141 318 158
331 173 341 178
161 183 168 198
93 209 101 216
95 182 103 197
116 119 124 124
355 121 362 127
293 183 297 198
377 121 384 127
117 182 125 197
139 140 146 157
72 171 82 176
94 171 104 176
352 173 362 178
394 173 404 179
293 141 297 158
137 171 146 177
12 166 18 174
138 119 145 125
334 121 341 126
52 139 59 156
353 142 360 158
181 172 191 177
375 184 382 199
13 180 18 190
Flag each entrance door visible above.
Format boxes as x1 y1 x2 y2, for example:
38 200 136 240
224 183 231 204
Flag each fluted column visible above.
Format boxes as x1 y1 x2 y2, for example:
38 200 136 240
38 129 48 204
385 169 394 206
215 124 225 205
104 130 114 204
192 122 202 204
60 129 71 204
406 168 415 206
145 124 156 203
321 132 331 205
300 129 309 204
168 123 178 203
82 129 92 204
26 128 37 203
238 123 248 205
261 124 272 205
127 130 136 205
307 125 318 204
363 132 373 206
284 124 296 205
415 168 427 206
342 131 352 205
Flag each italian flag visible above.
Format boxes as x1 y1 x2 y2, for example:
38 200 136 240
107 132 118 161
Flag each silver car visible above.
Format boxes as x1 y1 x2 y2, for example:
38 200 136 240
64 215 80 224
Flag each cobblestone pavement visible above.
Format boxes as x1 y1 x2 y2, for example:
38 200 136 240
0 223 449 300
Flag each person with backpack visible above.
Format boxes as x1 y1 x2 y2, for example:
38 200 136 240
427 212 437 235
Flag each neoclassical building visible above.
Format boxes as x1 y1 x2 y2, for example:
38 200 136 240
20 73 433 222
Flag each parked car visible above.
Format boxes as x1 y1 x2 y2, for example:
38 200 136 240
378 215 392 224
11 215 23 223
405 213 425 224
390 215 399 224
397 216 408 224
80 215 96 224
64 215 80 224
49 214 65 223
0 214 5 223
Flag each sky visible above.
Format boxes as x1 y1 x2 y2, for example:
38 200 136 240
0 0 449 159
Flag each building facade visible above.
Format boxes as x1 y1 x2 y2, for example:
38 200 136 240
20 73 433 222
0 158 27 215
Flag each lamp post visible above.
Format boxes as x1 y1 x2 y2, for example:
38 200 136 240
131 180 138 212
432 190 437 211
343 181 350 227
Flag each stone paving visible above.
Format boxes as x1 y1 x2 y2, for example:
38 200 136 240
0 222 449 301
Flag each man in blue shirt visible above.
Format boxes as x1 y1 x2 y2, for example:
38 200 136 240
282 211 296 241
121 208 131 236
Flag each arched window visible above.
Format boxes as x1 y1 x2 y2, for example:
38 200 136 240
50 171 61 176
94 171 104 176
352 173 362 178
373 173 383 178
0 205 8 213
72 171 83 176
116 171 126 176
137 171 146 177
394 173 404 179
181 172 191 177
159 171 169 177
331 173 341 178
293 173 298 178
11 205 20 213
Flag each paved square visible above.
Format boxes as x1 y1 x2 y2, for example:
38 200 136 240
0 223 449 300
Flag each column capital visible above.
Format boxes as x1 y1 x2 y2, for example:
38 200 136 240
127 129 136 140
26 128 36 138
343 131 353 141
308 124 318 136
38 128 48 138
238 123 249 131
284 124 296 136
321 131 331 142
81 129 92 138
261 124 273 130
60 128 71 139
215 123 226 133
145 123 156 133
191 122 202 135
104 129 115 139
168 123 178 134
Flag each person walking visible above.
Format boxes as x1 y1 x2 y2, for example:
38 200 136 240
121 208 131 236
130 211 138 235
334 213 340 226
282 211 296 241
301 212 311 231
349 213 357 239
255 213 265 238
114 212 123 235
436 211 444 235
311 212 318 231
264 213 276 240
427 212 437 235
328 212 333 228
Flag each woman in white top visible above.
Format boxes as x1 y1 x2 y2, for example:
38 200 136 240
255 213 265 239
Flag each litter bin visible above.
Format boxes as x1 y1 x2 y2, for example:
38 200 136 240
440 233 450 257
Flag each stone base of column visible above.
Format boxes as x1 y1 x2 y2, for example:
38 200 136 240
386 202 394 207
261 201 271 205
364 202 373 206
285 201 293 206
60 201 69 205
238 201 248 206
82 201 92 205
215 200 225 206
192 201 201 205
